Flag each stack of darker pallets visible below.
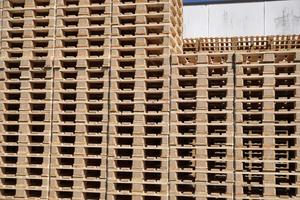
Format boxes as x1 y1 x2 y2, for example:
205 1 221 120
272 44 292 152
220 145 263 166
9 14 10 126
0 0 300 200
170 51 300 200
234 51 300 200
170 53 235 200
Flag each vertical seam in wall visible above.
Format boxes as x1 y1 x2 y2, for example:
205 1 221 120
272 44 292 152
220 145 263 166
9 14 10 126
207 5 210 37
232 52 237 200
47 0 58 199
264 1 266 35
105 0 113 199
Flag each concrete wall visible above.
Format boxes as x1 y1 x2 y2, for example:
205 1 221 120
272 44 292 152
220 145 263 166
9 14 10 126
183 0 300 38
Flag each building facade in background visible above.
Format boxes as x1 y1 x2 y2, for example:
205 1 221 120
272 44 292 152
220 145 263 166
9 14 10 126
183 0 300 38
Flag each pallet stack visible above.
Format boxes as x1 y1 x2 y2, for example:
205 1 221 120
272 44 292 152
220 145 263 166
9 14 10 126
107 0 182 199
170 53 235 200
50 0 111 199
0 0 55 199
0 0 300 200
235 51 300 199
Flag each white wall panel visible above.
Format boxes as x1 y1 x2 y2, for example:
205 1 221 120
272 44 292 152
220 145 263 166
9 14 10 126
208 2 265 37
265 0 300 35
183 0 300 38
183 5 209 38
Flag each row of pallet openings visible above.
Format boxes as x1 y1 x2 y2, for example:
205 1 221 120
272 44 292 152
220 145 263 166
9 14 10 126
108 124 167 136
1 186 297 200
1 38 55 48
106 183 238 195
0 189 106 200
0 108 51 118
3 0 111 9
2 101 280 111
236 123 299 132
0 89 50 100
170 99 231 110
2 26 56 35
234 184 300 197
107 157 169 168
232 74 298 83
172 92 231 100
171 80 234 89
1 91 168 101
1 57 171 70
0 143 48 155
51 116 108 125
0 170 296 196
172 51 300 65
1 23 178 36
0 155 50 166
49 182 106 197
236 125 298 135
0 36 176 49
53 79 109 89
234 91 300 101
2 0 182 9
0 164 48 176
2 128 267 145
0 93 52 101
110 57 170 69
0 189 49 200
0 134 107 146
50 182 106 193
236 122 299 131
0 136 50 147
169 137 233 147
107 146 169 157
1 26 111 37
235 64 300 75
1 39 111 51
236 110 299 117
17 56 172 69
0 80 52 90
0 177 49 188
2 10 58 19
235 112 300 122
112 14 178 27
111 78 169 88
111 4 176 15
107 195 235 200
0 67 53 78
235 133 300 139
106 195 168 200
49 159 107 174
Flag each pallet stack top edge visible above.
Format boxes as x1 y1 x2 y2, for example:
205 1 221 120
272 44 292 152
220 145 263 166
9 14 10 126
183 35 300 53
